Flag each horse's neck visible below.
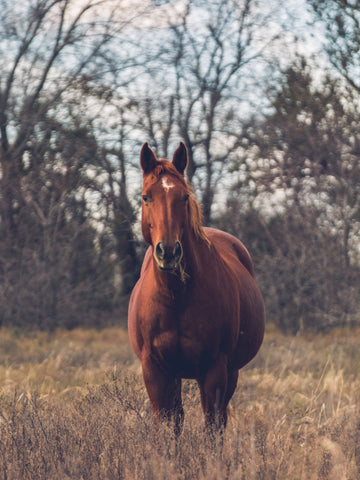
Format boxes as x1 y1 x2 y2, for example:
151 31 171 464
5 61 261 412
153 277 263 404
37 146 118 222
181 230 211 280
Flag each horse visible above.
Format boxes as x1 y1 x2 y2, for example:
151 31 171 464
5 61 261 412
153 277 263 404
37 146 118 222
128 142 265 438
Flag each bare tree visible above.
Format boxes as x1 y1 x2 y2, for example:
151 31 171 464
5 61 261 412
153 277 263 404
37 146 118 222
0 0 143 327
308 0 360 93
223 58 360 332
96 103 141 295
250 60 360 267
0 0 128 238
124 0 279 224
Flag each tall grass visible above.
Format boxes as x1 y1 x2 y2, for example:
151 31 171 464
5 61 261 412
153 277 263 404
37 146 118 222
0 326 359 479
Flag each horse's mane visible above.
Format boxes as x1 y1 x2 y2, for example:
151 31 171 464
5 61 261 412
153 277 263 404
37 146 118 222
150 160 211 247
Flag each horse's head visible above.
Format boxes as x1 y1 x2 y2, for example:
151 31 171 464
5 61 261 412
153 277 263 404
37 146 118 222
140 142 191 273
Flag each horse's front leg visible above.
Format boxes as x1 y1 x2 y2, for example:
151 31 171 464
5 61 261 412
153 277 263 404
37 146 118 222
198 354 229 436
141 354 184 438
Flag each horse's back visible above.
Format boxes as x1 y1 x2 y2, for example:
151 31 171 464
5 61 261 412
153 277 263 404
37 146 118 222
204 227 254 276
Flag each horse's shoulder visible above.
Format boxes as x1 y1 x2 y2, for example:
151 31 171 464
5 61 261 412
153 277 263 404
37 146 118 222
204 227 254 276
140 246 153 275
129 247 153 310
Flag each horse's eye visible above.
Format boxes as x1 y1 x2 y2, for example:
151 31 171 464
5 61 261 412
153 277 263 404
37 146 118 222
184 194 189 202
142 195 149 204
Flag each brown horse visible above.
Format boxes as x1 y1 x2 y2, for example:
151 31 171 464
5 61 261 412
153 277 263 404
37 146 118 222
128 142 265 437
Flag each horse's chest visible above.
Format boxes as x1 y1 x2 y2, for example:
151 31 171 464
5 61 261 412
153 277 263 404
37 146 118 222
150 312 220 378
152 329 178 359
151 333 202 378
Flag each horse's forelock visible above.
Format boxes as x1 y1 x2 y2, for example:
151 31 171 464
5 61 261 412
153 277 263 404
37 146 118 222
150 160 186 186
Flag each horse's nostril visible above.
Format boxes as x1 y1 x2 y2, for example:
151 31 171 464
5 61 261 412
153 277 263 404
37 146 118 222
155 241 182 263
156 242 165 260
174 241 182 260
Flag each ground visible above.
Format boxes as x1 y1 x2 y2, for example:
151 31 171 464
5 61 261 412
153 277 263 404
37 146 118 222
0 324 359 479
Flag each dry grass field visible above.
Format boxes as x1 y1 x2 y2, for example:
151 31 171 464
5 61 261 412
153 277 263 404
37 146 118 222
0 324 359 479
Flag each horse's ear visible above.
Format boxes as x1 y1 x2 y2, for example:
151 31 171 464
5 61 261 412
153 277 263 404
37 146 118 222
172 142 188 175
140 142 158 173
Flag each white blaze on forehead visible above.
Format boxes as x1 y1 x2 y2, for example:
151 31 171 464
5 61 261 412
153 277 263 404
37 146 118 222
161 176 175 192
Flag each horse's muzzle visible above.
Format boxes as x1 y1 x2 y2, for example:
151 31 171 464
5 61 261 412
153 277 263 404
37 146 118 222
155 241 183 271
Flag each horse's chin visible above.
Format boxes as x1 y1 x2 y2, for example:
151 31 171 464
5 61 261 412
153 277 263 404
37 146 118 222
156 261 188 283
157 263 178 273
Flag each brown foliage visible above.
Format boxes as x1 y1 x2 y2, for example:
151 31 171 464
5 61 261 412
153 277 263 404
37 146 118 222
0 326 359 479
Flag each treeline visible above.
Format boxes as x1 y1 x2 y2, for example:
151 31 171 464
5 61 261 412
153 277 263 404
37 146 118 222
0 0 359 332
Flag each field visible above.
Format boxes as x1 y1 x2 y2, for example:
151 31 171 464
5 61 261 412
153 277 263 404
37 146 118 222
0 325 359 479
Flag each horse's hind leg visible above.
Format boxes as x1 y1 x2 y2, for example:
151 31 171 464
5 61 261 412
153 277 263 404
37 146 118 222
225 370 239 410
